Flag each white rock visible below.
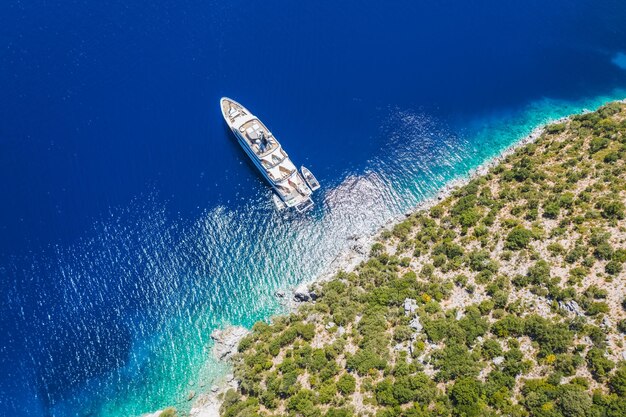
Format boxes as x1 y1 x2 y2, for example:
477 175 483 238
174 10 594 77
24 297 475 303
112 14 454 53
337 326 346 337
455 310 464 321
293 283 317 302
559 300 585 317
210 326 249 361
352 243 367 255
492 356 505 366
409 316 423 332
325 322 336 330
404 298 418 316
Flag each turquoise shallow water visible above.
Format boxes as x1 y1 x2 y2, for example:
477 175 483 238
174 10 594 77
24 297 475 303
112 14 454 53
47 90 626 417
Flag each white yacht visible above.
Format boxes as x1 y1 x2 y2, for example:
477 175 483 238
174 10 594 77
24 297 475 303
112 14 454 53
220 97 318 212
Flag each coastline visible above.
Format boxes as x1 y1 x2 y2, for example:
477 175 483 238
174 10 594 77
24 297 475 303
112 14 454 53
296 113 572 293
153 98 626 417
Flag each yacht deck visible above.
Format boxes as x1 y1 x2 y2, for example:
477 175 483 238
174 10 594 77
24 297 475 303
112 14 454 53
221 97 315 212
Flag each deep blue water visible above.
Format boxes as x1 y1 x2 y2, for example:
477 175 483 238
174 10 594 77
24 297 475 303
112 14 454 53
1 1 626 416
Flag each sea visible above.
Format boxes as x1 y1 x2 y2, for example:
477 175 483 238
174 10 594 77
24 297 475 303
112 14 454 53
1 1 626 416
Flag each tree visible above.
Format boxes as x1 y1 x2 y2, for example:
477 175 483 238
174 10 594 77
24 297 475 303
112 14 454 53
586 348 614 381
410 373 437 406
375 378 398 406
605 260 622 276
449 377 483 417
346 348 386 376
481 339 503 359
287 390 320 417
392 376 415 404
505 227 533 250
325 408 353 417
599 200 625 219
337 373 356 396
558 385 592 417
609 364 626 396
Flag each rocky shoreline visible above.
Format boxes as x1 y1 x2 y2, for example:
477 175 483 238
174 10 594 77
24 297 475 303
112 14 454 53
282 112 568 304
147 101 623 417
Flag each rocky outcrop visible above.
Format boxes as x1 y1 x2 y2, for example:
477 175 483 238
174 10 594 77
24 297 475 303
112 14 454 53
293 283 317 302
409 316 423 332
210 326 249 361
189 374 238 417
403 298 418 316
559 300 585 317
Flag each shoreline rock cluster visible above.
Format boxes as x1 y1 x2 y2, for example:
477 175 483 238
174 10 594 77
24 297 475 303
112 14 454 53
210 326 250 361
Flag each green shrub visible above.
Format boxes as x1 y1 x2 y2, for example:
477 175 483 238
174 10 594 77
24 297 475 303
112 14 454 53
606 260 622 275
586 348 614 381
481 339 503 359
287 389 320 416
546 123 566 134
604 151 619 163
527 260 551 286
543 201 560 219
449 377 484 417
589 137 609 153
347 349 387 376
325 408 353 417
523 315 573 354
297 323 316 341
337 373 356 395
558 385 593 417
375 378 398 406
609 364 626 396
370 242 385 257
504 226 533 250
599 200 625 219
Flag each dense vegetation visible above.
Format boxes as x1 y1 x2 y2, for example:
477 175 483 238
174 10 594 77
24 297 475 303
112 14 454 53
221 103 626 417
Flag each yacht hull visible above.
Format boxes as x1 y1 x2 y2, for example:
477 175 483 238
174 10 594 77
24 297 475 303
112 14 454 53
220 97 315 212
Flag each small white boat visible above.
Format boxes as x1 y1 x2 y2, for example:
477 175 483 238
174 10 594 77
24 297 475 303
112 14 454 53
301 166 320 191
